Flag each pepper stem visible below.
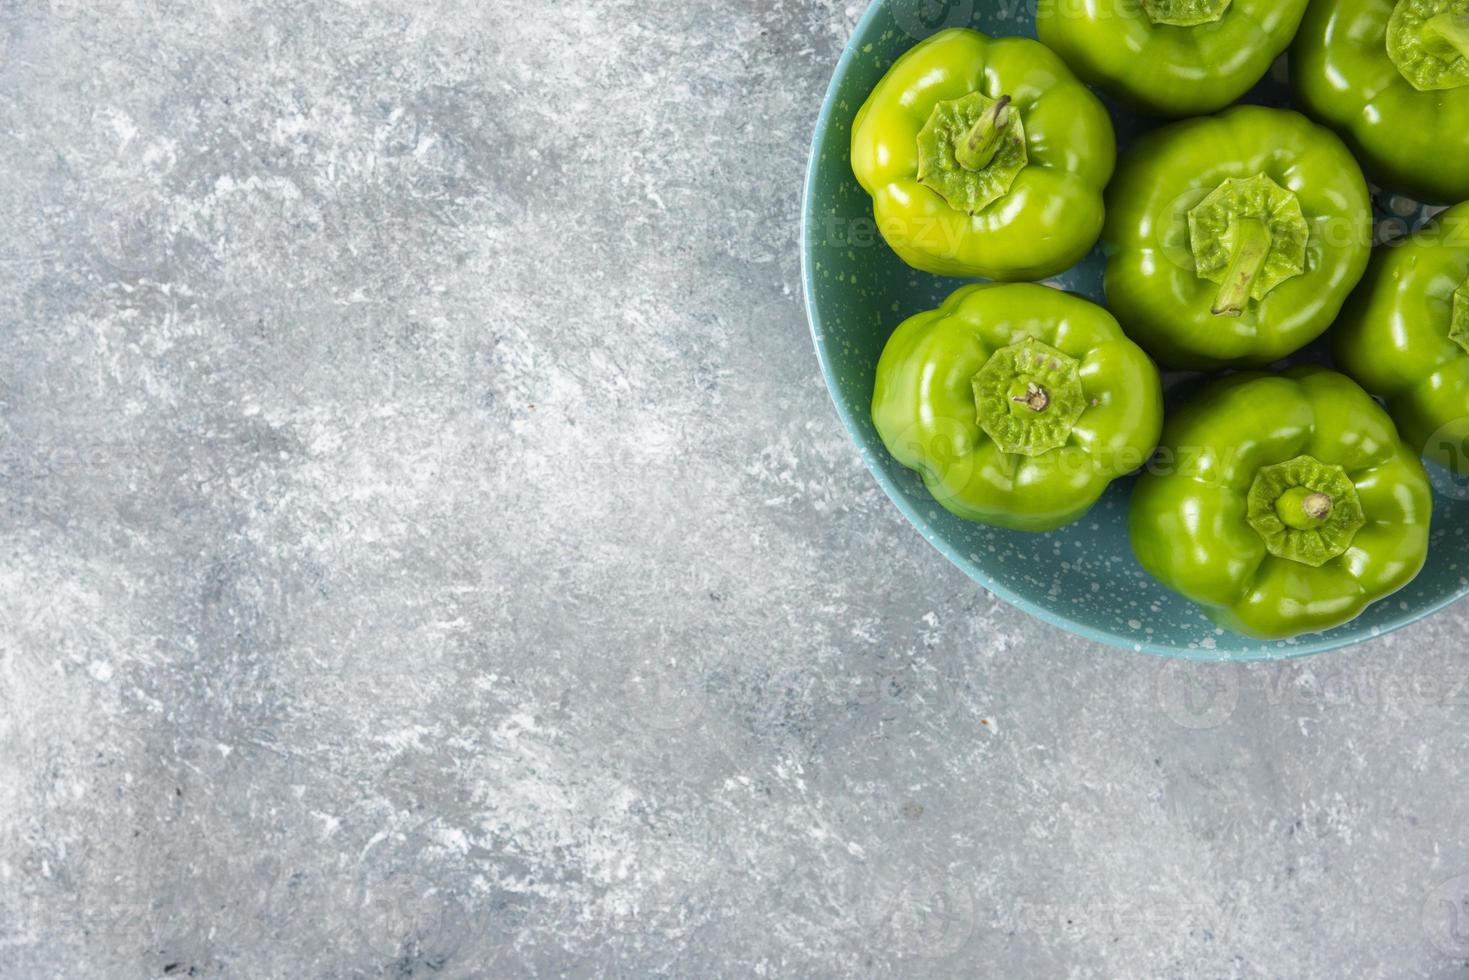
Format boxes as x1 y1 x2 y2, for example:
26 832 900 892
1141 0 1232 27
1276 487 1333 530
1013 382 1050 413
1211 217 1273 317
955 96 1013 173
1425 11 1469 61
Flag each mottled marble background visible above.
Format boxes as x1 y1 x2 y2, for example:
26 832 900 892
3 1 1469 977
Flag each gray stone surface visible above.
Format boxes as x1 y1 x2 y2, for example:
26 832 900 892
3 1 1469 977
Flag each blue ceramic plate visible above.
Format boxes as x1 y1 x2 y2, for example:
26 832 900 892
801 0 1469 659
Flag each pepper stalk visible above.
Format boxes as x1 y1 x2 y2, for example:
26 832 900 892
1274 486 1334 530
1425 10 1469 62
1211 217 1273 317
955 96 1013 172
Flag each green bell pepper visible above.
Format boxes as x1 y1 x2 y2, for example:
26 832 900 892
873 283 1163 532
1333 201 1469 473
850 29 1116 281
1037 0 1309 117
1131 367 1432 639
1294 0 1469 203
1103 106 1372 370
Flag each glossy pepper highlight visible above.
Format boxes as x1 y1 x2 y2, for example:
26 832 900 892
1130 368 1432 639
873 284 1163 532
1037 0 1309 117
1333 201 1469 473
1103 106 1372 370
850 29 1116 281
1294 0 1469 203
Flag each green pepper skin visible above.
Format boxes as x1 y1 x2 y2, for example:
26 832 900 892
1037 0 1309 117
1104 106 1372 371
1293 0 1469 204
1333 202 1469 473
873 284 1163 532
1130 368 1432 639
851 29 1116 281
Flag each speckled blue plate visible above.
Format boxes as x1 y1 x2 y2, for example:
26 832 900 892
802 0 1469 659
